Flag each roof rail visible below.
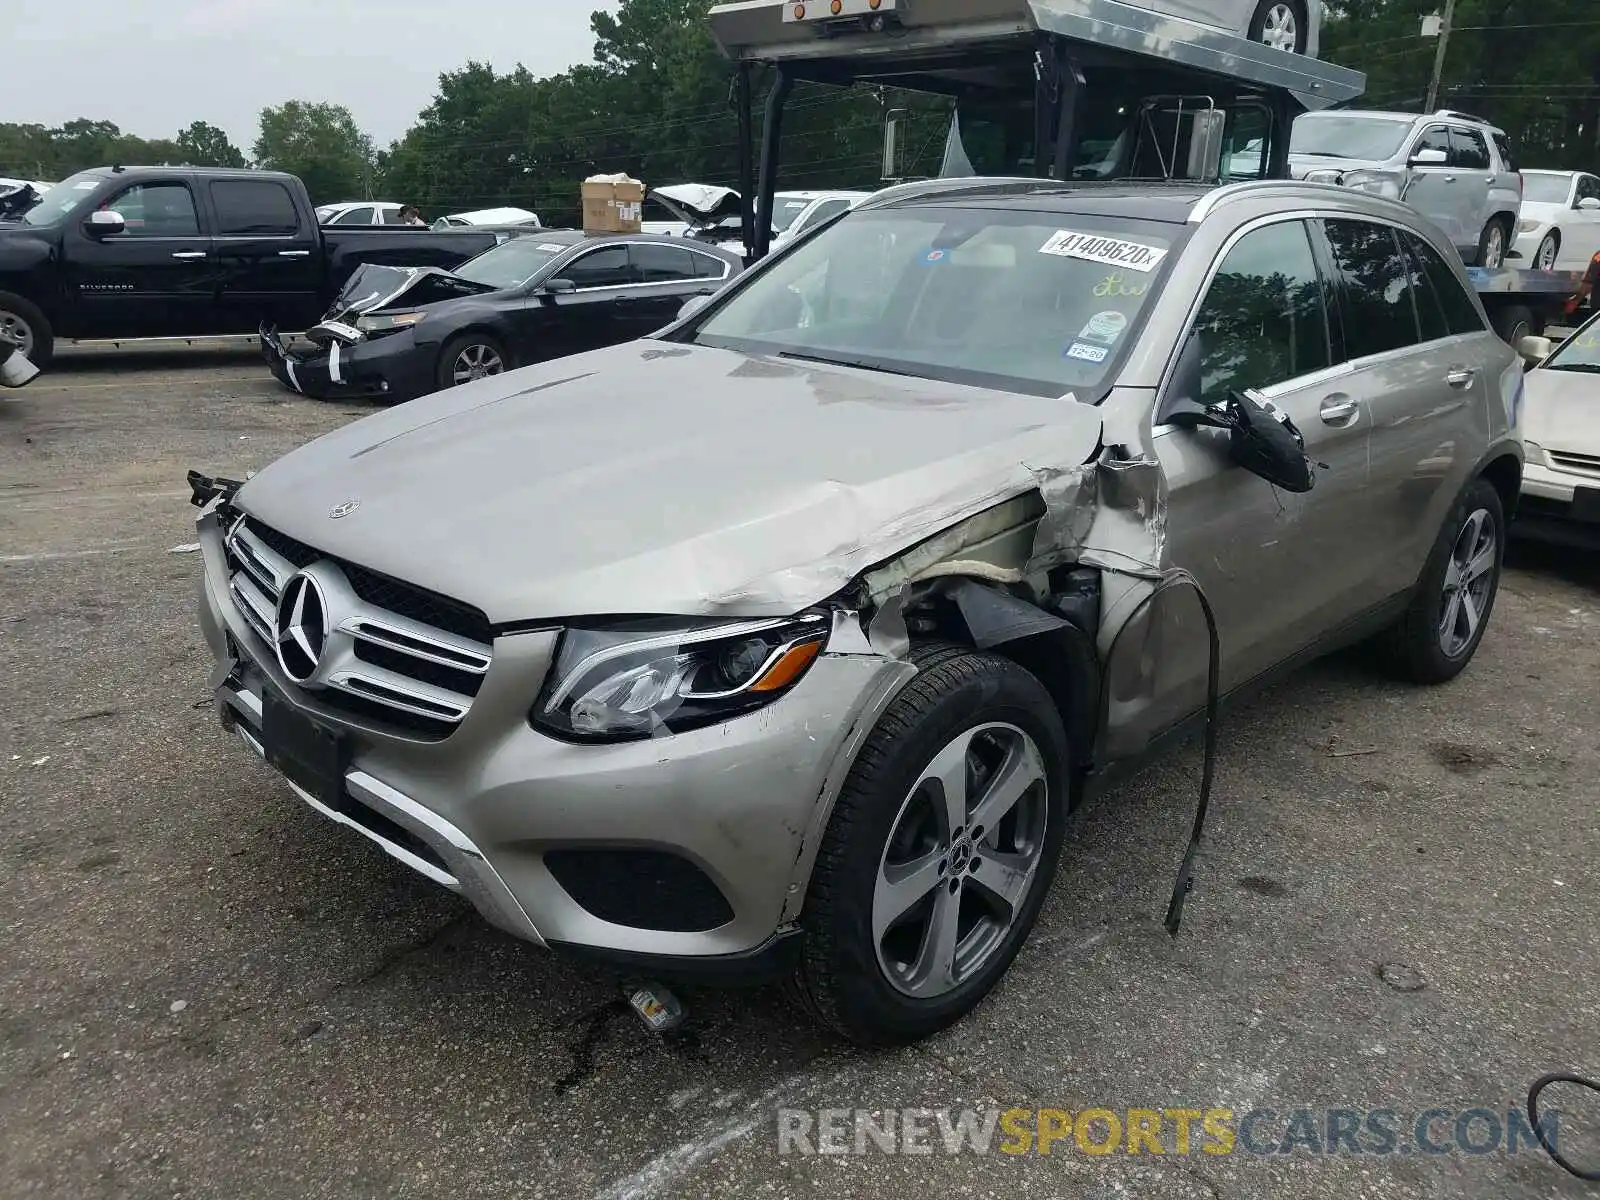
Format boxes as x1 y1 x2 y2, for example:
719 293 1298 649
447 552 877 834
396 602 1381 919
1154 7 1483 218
1185 178 1335 222
1435 108 1494 126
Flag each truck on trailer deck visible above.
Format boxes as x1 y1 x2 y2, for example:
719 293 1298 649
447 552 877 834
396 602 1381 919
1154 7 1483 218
707 0 1584 341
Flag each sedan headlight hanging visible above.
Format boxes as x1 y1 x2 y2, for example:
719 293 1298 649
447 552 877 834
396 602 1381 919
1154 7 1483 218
355 311 426 334
532 613 830 741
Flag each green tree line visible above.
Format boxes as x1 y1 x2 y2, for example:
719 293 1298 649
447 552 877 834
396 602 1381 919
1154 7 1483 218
6 0 1598 217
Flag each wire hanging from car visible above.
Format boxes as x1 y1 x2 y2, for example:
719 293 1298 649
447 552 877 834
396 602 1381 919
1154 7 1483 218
1091 562 1222 937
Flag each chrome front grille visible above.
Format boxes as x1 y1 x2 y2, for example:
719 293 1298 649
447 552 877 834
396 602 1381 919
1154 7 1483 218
1548 448 1600 480
222 516 494 739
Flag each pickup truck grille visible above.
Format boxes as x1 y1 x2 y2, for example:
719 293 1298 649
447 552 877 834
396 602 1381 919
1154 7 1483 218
224 516 494 740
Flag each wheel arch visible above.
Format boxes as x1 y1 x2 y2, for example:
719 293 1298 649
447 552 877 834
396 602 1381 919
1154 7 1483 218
1478 449 1523 522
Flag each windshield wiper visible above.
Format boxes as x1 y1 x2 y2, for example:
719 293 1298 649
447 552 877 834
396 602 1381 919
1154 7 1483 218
776 350 919 378
1545 362 1600 374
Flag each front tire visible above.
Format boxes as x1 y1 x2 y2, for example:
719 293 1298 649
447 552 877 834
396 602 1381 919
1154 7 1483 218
1249 0 1307 53
1379 478 1505 684
435 332 507 391
792 643 1070 1045
0 291 54 370
1534 230 1560 271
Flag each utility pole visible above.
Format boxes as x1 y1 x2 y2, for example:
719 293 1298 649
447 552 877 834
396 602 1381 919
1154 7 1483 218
1424 0 1456 113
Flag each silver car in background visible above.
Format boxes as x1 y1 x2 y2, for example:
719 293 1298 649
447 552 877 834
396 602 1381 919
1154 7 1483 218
194 177 1520 1045
1288 109 1523 266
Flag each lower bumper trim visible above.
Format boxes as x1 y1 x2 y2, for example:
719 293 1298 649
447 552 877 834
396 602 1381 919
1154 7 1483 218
546 928 804 987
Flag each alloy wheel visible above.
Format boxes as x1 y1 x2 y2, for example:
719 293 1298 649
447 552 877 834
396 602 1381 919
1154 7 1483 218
1439 508 1497 658
1483 225 1506 268
451 343 505 385
873 723 1050 999
1536 235 1559 270
0 308 34 357
1261 4 1299 52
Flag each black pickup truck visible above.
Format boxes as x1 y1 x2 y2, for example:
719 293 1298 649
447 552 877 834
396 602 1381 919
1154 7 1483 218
0 166 507 367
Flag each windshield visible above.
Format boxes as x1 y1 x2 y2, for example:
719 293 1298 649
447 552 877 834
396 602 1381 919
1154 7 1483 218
690 207 1178 398
453 238 570 289
1522 173 1574 205
1543 313 1600 373
1291 115 1413 161
21 171 106 226
770 195 815 233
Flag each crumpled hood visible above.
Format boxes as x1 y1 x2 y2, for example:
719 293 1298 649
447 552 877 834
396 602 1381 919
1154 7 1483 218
1524 367 1600 458
650 184 741 230
1287 153 1387 179
325 263 496 322
235 342 1104 623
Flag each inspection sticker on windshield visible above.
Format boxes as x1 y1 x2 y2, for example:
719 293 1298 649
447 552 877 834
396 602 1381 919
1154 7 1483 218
1039 230 1167 272
1064 341 1109 364
920 248 949 265
1079 310 1128 345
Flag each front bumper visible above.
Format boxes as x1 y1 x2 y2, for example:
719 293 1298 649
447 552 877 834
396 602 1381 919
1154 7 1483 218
1516 460 1600 549
261 324 436 404
195 511 907 977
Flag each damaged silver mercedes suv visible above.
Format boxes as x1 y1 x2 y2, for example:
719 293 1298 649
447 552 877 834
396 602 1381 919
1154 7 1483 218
193 178 1522 1044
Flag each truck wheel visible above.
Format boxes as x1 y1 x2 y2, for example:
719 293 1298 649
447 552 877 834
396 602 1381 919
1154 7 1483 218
1489 303 1537 346
1248 0 1307 53
791 643 1070 1045
0 292 53 370
436 332 507 390
1377 478 1504 685
1474 219 1508 268
1534 230 1560 271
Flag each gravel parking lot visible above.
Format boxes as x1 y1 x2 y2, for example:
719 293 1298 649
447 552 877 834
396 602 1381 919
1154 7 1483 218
2 349 1597 1200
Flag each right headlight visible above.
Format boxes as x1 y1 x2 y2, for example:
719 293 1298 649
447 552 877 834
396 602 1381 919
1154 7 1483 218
1302 169 1344 185
532 613 830 741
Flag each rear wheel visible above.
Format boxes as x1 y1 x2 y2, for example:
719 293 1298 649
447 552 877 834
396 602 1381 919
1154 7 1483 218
0 291 53 369
792 643 1070 1045
1249 0 1307 53
1379 478 1504 684
436 332 507 390
1475 218 1509 268
1489 302 1537 347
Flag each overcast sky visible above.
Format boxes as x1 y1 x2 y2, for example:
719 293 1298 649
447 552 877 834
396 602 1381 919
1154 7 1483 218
16 0 622 150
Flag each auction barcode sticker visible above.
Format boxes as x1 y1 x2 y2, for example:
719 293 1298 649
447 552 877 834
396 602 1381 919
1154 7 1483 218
1039 230 1168 273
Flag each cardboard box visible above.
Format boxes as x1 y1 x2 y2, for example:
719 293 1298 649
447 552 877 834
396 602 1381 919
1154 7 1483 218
582 174 644 235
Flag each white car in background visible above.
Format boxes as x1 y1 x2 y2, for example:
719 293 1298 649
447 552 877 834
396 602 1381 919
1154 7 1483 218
432 207 542 229
315 201 408 226
1512 170 1600 271
1515 309 1600 548
770 190 872 245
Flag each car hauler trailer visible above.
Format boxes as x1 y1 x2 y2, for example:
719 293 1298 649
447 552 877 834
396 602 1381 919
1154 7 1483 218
706 0 1586 341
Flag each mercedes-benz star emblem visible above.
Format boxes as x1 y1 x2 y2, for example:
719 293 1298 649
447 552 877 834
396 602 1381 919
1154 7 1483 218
275 572 330 683
329 500 359 519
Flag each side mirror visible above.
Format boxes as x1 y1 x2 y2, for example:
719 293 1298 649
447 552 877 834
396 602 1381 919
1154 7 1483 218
1408 148 1448 167
543 278 577 295
1577 197 1600 211
677 294 713 322
1170 390 1317 493
1518 334 1552 365
86 209 125 237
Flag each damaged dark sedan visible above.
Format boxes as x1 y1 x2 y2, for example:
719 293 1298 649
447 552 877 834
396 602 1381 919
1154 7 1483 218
262 231 742 402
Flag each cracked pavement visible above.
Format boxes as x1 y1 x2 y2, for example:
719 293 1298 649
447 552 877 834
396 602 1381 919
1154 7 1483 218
2 347 1597 1199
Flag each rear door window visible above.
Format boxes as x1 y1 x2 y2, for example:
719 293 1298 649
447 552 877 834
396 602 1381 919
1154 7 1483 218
1401 230 1486 336
1321 218 1420 357
631 243 698 283
1449 128 1492 171
1191 219 1331 403
331 206 375 225
209 180 300 236
687 249 729 280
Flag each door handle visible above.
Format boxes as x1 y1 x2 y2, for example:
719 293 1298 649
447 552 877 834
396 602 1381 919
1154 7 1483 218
1319 394 1359 424
1446 366 1477 389
170 250 207 260
277 249 311 258
1443 175 1457 183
